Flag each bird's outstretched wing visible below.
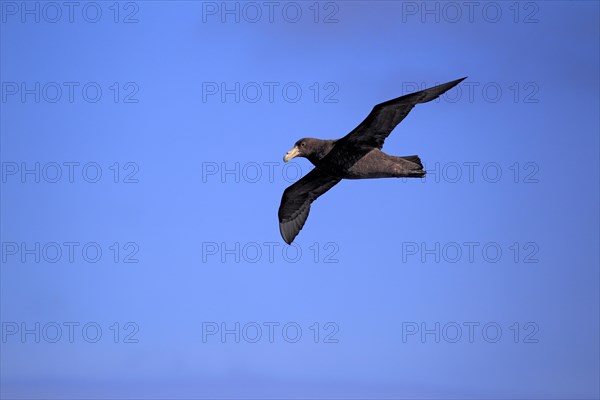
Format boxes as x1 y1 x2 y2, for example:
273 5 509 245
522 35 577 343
278 168 341 244
342 77 466 149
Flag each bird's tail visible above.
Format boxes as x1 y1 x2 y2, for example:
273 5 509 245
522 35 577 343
401 155 423 168
401 155 426 177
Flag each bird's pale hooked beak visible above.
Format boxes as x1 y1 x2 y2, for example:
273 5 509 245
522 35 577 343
283 146 300 162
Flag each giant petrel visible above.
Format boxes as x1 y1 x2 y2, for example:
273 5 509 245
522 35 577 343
278 77 466 244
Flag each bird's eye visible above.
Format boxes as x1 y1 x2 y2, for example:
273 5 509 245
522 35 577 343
301 142 306 148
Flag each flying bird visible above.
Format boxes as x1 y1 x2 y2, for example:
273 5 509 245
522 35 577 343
278 77 466 244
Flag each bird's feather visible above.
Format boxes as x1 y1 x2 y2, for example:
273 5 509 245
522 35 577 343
341 77 467 149
278 168 341 245
277 77 466 243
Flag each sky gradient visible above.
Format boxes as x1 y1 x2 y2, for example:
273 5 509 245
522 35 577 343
1 1 599 398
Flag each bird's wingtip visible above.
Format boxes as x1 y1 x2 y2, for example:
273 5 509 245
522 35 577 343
444 77 467 89
279 223 295 245
282 233 293 245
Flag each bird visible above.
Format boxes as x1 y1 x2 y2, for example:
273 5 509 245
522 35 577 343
278 77 466 245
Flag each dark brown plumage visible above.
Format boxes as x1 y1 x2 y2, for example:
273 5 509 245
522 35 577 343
279 77 466 244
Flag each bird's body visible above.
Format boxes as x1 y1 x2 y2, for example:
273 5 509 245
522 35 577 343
292 140 424 179
340 149 425 179
278 77 466 244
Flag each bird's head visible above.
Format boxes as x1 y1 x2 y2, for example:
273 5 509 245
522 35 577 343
283 138 322 162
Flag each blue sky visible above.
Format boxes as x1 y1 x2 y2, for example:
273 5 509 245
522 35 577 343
1 1 599 398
